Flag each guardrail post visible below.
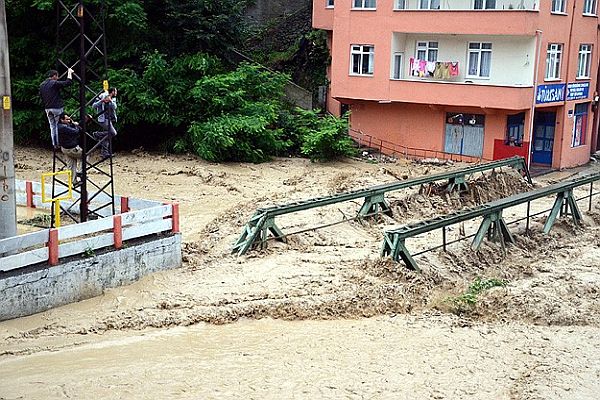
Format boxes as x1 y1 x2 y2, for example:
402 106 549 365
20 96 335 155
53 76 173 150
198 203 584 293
359 193 392 218
448 175 468 193
543 190 581 234
26 181 35 208
113 215 122 249
232 212 267 256
380 232 420 271
120 196 129 213
472 211 514 251
171 202 180 233
48 228 59 266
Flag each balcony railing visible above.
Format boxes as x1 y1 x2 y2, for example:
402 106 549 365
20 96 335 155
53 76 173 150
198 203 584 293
393 0 538 11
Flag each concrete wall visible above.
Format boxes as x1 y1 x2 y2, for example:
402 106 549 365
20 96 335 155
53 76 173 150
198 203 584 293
0 234 182 321
246 0 312 25
285 83 313 110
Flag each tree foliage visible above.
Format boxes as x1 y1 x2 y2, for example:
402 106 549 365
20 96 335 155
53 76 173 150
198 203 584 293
6 0 354 162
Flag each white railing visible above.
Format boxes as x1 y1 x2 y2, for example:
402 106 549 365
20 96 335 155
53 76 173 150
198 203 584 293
0 180 180 272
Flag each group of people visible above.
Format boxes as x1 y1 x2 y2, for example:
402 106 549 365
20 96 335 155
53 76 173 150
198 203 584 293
39 68 118 186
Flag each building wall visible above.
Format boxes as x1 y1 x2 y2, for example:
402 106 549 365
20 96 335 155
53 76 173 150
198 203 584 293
314 0 599 168
348 101 527 160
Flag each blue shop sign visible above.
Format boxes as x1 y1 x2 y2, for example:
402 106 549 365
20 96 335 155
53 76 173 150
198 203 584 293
536 83 566 104
566 81 590 101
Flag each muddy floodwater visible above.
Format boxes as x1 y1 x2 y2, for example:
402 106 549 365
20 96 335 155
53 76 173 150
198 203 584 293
2 316 600 399
3 147 600 399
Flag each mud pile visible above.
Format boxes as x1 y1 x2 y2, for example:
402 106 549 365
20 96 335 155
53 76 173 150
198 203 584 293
390 169 532 221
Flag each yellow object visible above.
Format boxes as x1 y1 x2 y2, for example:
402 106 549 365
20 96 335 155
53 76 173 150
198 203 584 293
2 96 10 110
103 80 109 91
41 171 74 228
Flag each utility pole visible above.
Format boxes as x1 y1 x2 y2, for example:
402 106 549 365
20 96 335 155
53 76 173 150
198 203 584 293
0 0 17 240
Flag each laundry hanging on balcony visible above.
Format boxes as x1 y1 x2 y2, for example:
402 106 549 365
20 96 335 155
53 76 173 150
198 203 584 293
409 58 459 80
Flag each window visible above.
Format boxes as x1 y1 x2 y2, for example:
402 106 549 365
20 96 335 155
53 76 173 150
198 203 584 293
353 0 376 8
474 0 496 9
327 0 334 7
392 52 403 79
467 42 492 78
416 41 438 61
506 113 525 146
572 103 589 147
395 0 407 9
545 43 562 80
419 0 440 9
577 44 592 78
552 0 566 12
350 45 374 75
583 0 597 13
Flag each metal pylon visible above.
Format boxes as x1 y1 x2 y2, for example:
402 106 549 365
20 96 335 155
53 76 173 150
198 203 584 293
51 0 115 227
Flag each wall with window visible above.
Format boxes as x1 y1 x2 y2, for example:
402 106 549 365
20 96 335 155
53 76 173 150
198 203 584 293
347 100 519 160
391 33 536 85
554 102 593 168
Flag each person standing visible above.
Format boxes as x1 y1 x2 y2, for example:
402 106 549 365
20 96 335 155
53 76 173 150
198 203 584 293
40 68 74 148
92 87 118 158
57 113 82 186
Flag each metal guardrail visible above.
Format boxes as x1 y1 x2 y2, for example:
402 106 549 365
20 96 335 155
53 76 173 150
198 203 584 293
349 129 492 164
381 171 600 271
0 179 179 271
233 156 530 256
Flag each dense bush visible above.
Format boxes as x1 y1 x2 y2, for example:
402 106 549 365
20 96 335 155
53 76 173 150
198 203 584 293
292 109 356 161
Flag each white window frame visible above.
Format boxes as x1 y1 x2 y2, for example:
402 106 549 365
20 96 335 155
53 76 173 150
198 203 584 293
350 44 375 76
415 41 438 62
466 42 492 78
419 0 441 9
583 0 597 14
551 0 567 13
473 0 496 9
394 0 407 9
391 52 403 79
577 44 592 78
352 0 376 9
572 103 589 147
545 43 563 80
326 0 334 7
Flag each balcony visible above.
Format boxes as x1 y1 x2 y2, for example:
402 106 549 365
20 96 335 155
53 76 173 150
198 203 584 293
387 10 539 35
387 79 533 109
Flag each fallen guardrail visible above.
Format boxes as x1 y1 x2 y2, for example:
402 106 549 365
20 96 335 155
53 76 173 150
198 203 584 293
381 171 600 271
233 156 530 256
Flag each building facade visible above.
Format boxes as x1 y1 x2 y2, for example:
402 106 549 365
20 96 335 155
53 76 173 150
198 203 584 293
313 0 600 168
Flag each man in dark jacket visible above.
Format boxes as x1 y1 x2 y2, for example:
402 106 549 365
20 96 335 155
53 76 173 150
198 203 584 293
57 113 82 186
40 68 73 148
92 87 118 158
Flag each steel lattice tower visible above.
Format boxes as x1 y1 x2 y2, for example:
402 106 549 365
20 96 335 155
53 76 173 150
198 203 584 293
51 0 115 226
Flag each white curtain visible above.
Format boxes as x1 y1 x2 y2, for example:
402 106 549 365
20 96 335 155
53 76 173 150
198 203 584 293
480 51 491 77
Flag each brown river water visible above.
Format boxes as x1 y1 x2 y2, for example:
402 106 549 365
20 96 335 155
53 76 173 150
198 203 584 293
2 316 599 399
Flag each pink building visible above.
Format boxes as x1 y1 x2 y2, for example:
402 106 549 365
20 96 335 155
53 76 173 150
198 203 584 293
313 0 600 168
